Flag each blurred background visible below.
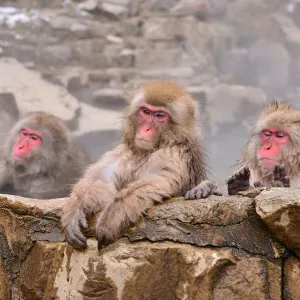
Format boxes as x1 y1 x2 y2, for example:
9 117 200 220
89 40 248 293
0 0 300 188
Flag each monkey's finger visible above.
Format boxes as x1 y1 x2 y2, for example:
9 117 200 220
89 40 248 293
185 189 198 200
253 181 263 188
243 166 250 178
184 190 192 200
212 186 223 196
79 218 88 230
66 231 87 250
195 188 204 199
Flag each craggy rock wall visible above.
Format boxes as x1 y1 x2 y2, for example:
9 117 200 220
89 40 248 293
1 0 300 186
0 188 300 299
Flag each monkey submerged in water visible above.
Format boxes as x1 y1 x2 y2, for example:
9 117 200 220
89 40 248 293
227 101 298 195
61 81 221 250
0 111 92 199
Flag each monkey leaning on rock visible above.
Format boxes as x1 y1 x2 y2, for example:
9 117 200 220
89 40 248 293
0 111 92 199
227 101 298 195
61 81 221 250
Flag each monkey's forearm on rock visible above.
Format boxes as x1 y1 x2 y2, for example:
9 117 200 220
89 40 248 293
115 177 177 222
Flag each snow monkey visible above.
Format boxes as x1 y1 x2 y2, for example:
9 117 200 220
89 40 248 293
227 102 297 195
61 81 221 250
0 111 92 199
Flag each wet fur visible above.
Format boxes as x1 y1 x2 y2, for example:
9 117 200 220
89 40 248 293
237 101 300 187
61 81 209 249
0 111 92 199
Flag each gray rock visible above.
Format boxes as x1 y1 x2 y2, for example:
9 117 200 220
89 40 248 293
127 196 285 258
256 188 300 257
41 45 72 65
92 88 126 110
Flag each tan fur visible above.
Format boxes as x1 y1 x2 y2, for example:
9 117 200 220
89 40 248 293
61 81 208 249
0 111 92 199
241 101 300 186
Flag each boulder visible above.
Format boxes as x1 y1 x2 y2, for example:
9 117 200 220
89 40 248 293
255 188 300 257
0 193 286 299
0 58 80 128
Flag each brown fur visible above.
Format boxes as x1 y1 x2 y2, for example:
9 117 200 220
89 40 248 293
0 111 92 199
239 101 300 186
61 81 211 250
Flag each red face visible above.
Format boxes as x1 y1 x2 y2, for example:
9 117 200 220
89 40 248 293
13 128 42 162
135 104 170 149
258 128 290 168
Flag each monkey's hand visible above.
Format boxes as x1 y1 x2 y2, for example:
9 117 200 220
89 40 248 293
95 201 128 250
272 164 290 188
227 166 251 195
63 208 88 250
185 180 222 200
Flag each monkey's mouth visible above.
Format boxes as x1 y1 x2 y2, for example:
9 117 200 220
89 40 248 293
135 138 155 150
260 158 278 168
12 154 25 163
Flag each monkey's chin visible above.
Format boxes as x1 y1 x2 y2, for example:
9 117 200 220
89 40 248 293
260 158 278 169
12 154 24 162
135 138 155 150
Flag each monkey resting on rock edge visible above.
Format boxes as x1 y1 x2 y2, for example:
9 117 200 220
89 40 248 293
0 111 92 199
61 81 221 250
227 101 298 195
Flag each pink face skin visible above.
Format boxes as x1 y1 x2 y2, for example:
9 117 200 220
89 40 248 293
13 128 42 161
136 104 170 149
259 128 290 168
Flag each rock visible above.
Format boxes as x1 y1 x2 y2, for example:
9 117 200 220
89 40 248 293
127 196 285 258
70 23 89 39
255 188 300 257
77 0 99 12
171 0 228 20
284 257 300 300
0 191 294 299
40 45 72 65
227 0 281 44
118 48 135 67
0 57 80 128
19 242 66 299
92 88 126 110
99 0 129 18
213 254 282 300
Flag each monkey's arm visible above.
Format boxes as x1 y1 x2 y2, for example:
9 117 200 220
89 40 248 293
61 150 122 249
95 169 181 249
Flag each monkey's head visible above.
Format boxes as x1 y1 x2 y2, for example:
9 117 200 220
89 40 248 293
244 101 300 176
123 81 200 151
7 111 71 174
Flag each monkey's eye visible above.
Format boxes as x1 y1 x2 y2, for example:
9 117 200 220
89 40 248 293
154 112 167 119
30 135 39 141
263 130 272 137
141 108 151 115
21 130 28 137
276 132 286 138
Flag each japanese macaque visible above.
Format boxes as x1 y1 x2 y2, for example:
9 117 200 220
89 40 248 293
61 81 220 250
0 111 92 199
227 102 297 195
